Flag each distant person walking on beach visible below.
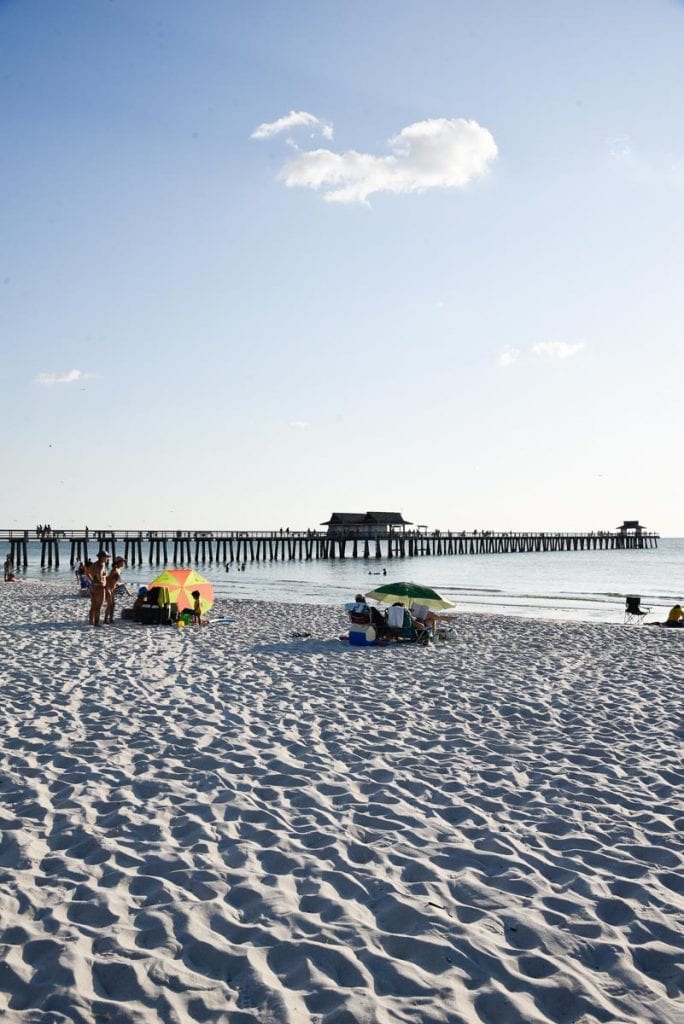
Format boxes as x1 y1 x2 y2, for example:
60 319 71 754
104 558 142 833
88 550 109 626
104 557 126 624
4 554 13 581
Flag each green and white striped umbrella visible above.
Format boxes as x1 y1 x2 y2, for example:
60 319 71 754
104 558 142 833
365 581 455 610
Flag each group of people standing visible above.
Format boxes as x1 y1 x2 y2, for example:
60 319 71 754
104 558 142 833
78 551 127 626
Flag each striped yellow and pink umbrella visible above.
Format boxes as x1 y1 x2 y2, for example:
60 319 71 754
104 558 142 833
148 568 214 614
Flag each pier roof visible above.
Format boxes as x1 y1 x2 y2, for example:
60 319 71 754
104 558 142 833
320 512 412 526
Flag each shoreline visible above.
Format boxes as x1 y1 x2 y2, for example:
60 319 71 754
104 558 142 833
0 580 682 1022
3 576 684 629
4 538 683 626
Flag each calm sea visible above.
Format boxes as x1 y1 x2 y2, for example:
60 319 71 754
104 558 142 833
14 537 684 624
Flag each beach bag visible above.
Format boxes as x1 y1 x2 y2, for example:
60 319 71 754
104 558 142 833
139 606 162 625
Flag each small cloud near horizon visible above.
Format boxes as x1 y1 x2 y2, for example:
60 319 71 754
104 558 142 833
252 114 497 204
532 341 586 360
34 369 94 385
251 110 333 141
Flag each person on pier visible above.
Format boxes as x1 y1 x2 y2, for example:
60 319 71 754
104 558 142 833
88 550 109 626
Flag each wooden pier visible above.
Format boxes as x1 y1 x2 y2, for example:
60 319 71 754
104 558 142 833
0 528 660 568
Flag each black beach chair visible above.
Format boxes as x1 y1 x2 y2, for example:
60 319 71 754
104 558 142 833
624 595 649 624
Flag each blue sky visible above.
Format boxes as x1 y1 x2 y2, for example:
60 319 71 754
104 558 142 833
1 0 682 534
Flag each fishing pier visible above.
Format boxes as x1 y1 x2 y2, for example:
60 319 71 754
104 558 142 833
1 527 660 569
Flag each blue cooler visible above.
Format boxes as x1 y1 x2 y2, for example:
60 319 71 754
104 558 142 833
349 625 376 646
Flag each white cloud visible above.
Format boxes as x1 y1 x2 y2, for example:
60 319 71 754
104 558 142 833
498 348 520 368
606 135 684 188
34 369 93 385
532 341 586 360
251 110 333 141
607 135 632 161
254 115 497 204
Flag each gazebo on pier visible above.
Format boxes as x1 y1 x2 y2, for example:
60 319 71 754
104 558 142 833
321 511 412 539
616 520 646 537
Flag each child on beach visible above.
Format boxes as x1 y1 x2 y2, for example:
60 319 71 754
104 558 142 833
190 590 202 625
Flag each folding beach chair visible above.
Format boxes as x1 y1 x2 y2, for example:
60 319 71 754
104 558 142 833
385 605 430 645
624 595 649 624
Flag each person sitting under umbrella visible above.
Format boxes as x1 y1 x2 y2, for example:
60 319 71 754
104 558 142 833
409 602 447 636
345 593 388 637
365 582 456 637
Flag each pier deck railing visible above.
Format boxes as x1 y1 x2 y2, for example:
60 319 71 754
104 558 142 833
0 528 660 568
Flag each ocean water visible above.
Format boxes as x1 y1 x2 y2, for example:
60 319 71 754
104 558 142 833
13 538 684 624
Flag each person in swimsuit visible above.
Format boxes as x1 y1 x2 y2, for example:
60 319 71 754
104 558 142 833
410 603 456 637
104 557 126 624
88 550 109 626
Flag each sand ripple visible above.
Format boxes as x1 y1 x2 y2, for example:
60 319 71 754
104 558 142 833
0 582 682 1023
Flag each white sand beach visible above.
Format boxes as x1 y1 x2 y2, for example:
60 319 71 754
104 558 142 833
0 580 682 1024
